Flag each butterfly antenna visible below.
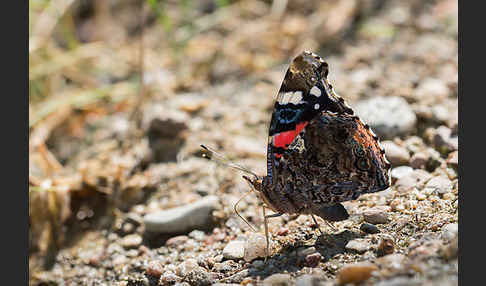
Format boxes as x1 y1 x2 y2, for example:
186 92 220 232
234 190 257 232
200 145 258 178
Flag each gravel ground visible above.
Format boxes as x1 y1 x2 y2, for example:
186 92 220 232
29 0 458 285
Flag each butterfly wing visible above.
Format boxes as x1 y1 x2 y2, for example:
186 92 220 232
267 111 391 219
267 51 354 184
262 51 391 221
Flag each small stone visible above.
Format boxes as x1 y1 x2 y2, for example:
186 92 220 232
295 275 319 286
160 272 181 284
176 259 199 277
213 261 238 273
345 239 371 254
144 195 220 233
146 260 164 277
441 223 458 241
120 234 142 249
435 126 458 153
337 262 378 285
185 267 213 286
297 246 317 258
142 104 189 162
416 78 449 99
395 170 432 193
263 273 293 286
244 233 267 262
390 199 404 212
354 96 417 139
409 239 442 259
381 141 410 166
277 228 290 236
409 152 428 169
305 252 322 268
223 240 246 260
446 151 458 168
166 235 189 247
390 166 414 181
363 207 390 224
423 176 453 195
188 230 206 241
377 235 395 257
441 236 458 261
376 253 408 274
360 223 380 234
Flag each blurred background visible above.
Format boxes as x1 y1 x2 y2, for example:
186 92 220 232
29 0 458 285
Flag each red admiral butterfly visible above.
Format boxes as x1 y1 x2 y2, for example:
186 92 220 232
203 51 391 257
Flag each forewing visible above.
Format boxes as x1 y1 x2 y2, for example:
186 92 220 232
266 51 353 183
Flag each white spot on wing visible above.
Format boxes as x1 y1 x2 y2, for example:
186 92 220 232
277 91 303 105
288 91 303 104
310 86 321 97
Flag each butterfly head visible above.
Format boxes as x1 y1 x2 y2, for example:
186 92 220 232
242 175 264 193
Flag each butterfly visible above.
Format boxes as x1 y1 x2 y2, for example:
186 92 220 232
202 51 391 258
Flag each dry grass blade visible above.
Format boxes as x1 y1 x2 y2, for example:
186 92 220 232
29 0 77 54
29 42 104 81
30 81 136 128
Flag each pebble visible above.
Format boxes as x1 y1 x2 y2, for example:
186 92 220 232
160 272 181 284
363 207 390 224
442 236 458 261
377 235 395 257
166 235 189 247
185 267 213 286
441 223 458 241
143 195 219 233
391 166 414 181
277 227 290 236
425 126 457 155
337 262 378 285
295 275 322 286
376 254 408 273
415 78 449 100
395 170 432 193
423 176 453 195
354 96 416 139
360 223 380 234
223 240 246 260
305 252 322 268
213 261 238 273
120 234 142 249
297 246 317 258
143 105 189 162
145 260 164 277
188 230 206 241
244 233 267 262
381 141 410 166
176 259 199 277
263 274 293 286
446 151 458 168
409 152 428 169
345 239 371 254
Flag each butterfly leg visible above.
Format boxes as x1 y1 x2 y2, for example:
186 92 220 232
262 206 283 261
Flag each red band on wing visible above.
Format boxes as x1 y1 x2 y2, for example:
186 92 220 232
272 122 308 159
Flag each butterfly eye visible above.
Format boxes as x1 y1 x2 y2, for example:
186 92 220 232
357 158 369 171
